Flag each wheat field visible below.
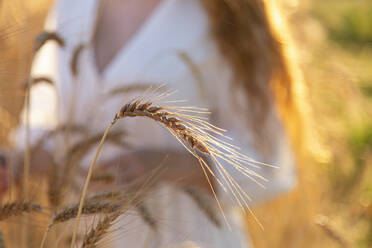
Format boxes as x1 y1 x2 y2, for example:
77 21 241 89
1 0 372 248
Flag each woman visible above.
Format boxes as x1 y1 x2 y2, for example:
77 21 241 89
12 0 301 247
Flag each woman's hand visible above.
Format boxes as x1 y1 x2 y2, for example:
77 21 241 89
0 148 54 198
100 149 213 193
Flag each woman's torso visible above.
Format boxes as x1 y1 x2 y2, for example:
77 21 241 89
23 0 296 247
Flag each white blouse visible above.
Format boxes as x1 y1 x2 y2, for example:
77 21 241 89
14 0 296 247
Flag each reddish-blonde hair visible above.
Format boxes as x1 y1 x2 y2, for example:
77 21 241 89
201 0 308 154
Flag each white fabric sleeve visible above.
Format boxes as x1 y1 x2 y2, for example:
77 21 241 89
11 37 59 151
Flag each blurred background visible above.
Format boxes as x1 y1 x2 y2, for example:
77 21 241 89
0 0 371 247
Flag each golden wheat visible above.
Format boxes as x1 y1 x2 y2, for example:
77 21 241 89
52 202 121 226
90 171 115 184
0 202 42 221
71 91 273 246
81 210 124 248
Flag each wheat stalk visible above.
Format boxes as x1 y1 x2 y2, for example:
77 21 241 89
47 129 128 207
70 122 114 248
61 129 127 181
47 160 62 208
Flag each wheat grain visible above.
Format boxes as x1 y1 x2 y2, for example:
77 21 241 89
52 202 121 225
0 202 42 221
86 191 123 203
113 100 210 154
85 191 157 229
91 171 115 184
81 210 123 248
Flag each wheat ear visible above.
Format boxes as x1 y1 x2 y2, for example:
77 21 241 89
0 202 42 221
40 202 120 248
52 202 121 225
90 171 115 184
80 168 158 247
81 209 123 248
72 92 272 246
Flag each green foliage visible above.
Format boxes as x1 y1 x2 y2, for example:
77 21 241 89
348 122 372 157
312 1 372 49
329 7 372 47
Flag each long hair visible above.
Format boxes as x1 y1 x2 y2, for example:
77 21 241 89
200 0 310 155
